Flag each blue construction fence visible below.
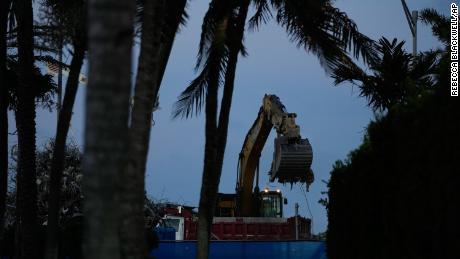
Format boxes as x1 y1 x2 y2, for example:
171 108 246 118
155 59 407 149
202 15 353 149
150 240 327 259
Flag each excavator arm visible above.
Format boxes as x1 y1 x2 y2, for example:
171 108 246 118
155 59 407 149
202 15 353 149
236 94 313 216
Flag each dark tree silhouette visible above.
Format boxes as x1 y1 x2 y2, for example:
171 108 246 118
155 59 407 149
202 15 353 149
15 0 39 257
82 0 136 258
119 0 187 257
325 10 458 259
0 0 9 245
40 1 88 257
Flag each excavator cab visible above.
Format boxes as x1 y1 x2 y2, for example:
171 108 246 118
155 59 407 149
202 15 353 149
215 190 284 218
259 189 283 218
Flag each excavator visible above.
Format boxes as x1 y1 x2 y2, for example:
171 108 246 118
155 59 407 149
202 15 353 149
216 94 314 218
156 95 314 240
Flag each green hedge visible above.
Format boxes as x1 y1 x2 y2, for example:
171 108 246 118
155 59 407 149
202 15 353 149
326 89 459 259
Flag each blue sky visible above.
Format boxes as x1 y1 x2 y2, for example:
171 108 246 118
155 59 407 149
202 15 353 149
8 0 450 234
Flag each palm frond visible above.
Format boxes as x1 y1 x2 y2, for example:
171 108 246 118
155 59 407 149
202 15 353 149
273 0 345 71
6 58 57 111
35 54 71 70
410 49 441 88
419 9 449 45
331 55 367 86
173 1 246 119
172 69 208 119
196 0 235 70
322 4 377 63
271 0 377 72
248 0 272 31
173 19 232 119
172 43 229 119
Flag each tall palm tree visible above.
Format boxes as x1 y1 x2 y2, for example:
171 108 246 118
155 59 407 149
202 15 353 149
2 0 61 251
174 2 244 257
82 0 135 258
174 1 376 258
45 42 85 259
41 1 88 258
119 0 187 257
15 0 39 257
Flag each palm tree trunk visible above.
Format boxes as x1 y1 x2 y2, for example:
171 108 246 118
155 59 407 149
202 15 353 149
119 0 186 257
119 0 165 257
196 62 220 259
154 0 187 88
83 0 135 258
0 0 9 245
196 2 250 258
44 41 85 259
215 0 249 190
14 0 38 258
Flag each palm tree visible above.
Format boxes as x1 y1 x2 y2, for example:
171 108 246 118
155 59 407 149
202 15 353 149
174 2 245 257
2 0 67 252
419 9 450 95
119 0 187 257
41 1 88 258
331 9 449 112
82 0 136 258
15 0 39 257
173 1 376 258
332 37 439 111
5 58 57 109
419 9 449 47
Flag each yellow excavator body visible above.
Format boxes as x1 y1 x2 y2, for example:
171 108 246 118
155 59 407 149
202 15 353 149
227 94 314 217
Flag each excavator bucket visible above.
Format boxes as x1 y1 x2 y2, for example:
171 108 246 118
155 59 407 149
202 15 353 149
269 136 313 185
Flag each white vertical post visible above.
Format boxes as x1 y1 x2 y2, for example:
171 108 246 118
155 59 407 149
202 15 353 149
295 203 299 240
412 10 418 57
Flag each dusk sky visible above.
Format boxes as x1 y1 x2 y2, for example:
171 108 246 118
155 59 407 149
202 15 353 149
8 0 450 234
